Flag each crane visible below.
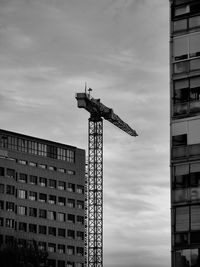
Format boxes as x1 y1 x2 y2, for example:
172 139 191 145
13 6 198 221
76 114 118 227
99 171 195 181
75 90 138 267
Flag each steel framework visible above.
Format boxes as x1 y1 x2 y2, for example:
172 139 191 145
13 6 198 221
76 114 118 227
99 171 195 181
76 92 137 267
87 117 103 267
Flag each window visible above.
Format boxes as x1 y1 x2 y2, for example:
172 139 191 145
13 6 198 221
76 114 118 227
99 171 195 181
39 225 47 235
49 166 56 171
67 262 74 267
48 260 56 267
29 175 37 185
5 235 14 246
48 211 56 220
68 214 75 223
67 170 75 175
49 179 56 188
174 5 190 17
6 168 15 178
48 243 56 253
67 246 74 255
174 233 188 246
175 249 200 267
29 191 37 201
67 183 75 192
76 263 83 267
38 241 46 251
29 207 37 217
0 183 4 193
58 244 65 254
49 195 56 204
77 185 84 194
190 231 200 244
68 230 75 239
58 261 65 267
58 197 66 206
0 167 5 176
77 200 84 209
48 227 56 236
77 215 84 225
19 173 27 183
173 33 200 61
77 247 84 256
0 217 4 226
39 193 47 202
39 177 47 187
189 15 200 29
29 223 37 233
6 201 15 212
173 19 187 32
67 198 75 208
18 206 27 216
29 162 37 167
18 222 27 231
58 212 65 222
18 160 27 165
77 231 84 240
0 200 4 210
58 181 65 190
172 134 187 146
58 168 65 173
39 209 47 219
38 143 47 156
38 164 46 169
7 185 15 195
58 228 65 238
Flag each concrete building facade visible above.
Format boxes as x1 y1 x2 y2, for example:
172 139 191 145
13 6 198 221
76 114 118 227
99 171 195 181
0 129 85 267
170 0 200 266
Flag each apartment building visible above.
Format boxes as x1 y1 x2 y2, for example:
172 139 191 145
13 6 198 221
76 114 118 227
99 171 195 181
0 129 85 267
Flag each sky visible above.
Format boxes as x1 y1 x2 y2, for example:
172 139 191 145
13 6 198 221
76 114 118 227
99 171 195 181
0 0 169 266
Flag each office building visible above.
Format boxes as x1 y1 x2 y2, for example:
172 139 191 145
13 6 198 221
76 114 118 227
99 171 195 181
0 129 85 267
170 0 200 266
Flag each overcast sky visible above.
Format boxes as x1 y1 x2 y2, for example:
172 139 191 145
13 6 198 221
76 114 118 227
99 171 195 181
0 0 169 266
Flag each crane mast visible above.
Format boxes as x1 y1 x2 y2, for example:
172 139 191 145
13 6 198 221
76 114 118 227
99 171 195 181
76 92 137 267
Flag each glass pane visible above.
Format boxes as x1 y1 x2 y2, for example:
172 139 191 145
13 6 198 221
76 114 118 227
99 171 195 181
174 88 189 102
174 61 189 73
174 78 189 90
174 19 187 32
190 33 200 57
189 16 200 28
175 5 190 16
173 36 188 60
190 58 200 71
175 164 189 176
176 207 189 231
173 189 188 202
190 187 200 201
173 103 188 115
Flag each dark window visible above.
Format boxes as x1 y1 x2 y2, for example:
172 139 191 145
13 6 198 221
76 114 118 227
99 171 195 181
77 231 84 240
6 168 15 178
39 193 47 202
49 179 56 188
191 231 200 244
5 235 14 246
68 230 75 239
19 173 27 183
68 214 75 223
39 225 47 235
49 195 56 205
18 222 27 232
58 260 65 267
67 246 74 255
0 200 4 210
58 228 65 237
67 198 75 208
0 217 4 226
58 244 65 254
67 183 75 192
77 185 84 194
175 233 188 246
48 227 56 236
58 197 66 206
39 177 47 187
29 207 37 217
77 200 84 209
77 247 84 256
29 191 37 201
172 134 187 146
6 201 15 212
39 209 47 218
6 185 15 195
0 184 4 193
29 223 37 233
47 259 56 267
0 167 5 176
77 215 84 225
29 175 37 185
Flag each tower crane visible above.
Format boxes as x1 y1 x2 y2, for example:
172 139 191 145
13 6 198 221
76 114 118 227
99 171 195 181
75 90 138 267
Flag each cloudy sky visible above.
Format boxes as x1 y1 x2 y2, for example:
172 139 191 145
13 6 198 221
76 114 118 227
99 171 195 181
0 0 169 266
